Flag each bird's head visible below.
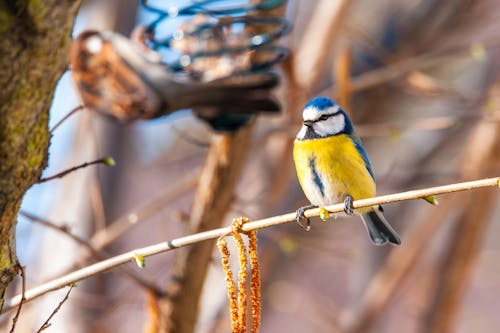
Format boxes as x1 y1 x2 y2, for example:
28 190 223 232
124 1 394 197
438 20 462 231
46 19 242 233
69 30 166 122
296 96 353 140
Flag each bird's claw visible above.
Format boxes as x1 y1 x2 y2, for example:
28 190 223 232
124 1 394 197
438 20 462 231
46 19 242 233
295 205 317 231
344 195 354 216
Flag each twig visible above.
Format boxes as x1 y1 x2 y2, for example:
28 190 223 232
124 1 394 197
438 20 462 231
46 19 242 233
90 171 198 249
39 171 197 284
2 177 499 313
37 157 115 183
8 262 25 333
35 284 74 333
20 211 96 251
19 211 163 294
50 105 85 132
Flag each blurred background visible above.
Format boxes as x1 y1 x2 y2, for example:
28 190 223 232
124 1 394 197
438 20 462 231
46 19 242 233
3 0 500 332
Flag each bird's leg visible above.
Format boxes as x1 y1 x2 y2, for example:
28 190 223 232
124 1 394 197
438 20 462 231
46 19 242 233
295 205 317 231
343 195 354 216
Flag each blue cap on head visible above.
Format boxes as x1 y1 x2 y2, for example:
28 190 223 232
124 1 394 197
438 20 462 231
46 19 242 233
304 96 335 110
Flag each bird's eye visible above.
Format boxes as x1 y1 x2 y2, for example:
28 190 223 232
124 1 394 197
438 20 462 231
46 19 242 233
319 114 330 121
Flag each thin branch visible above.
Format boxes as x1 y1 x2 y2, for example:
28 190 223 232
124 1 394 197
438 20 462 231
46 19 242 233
2 177 499 313
20 211 95 251
35 284 74 333
19 211 163 294
35 171 197 285
8 263 25 333
90 170 198 249
37 157 115 184
50 105 85 132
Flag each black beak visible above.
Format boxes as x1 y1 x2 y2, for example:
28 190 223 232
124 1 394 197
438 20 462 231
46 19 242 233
303 120 314 127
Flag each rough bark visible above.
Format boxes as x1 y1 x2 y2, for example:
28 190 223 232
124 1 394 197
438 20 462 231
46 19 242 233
0 0 81 310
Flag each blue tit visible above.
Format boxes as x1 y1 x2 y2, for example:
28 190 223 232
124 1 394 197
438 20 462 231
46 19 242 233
293 96 401 246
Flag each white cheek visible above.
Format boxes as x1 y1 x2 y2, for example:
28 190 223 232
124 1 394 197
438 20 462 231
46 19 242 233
314 114 345 136
296 125 308 139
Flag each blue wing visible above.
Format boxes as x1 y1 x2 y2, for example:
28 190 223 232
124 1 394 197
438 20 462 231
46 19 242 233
351 135 375 181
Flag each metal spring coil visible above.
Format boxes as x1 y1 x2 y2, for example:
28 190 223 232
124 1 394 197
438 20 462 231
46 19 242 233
140 0 290 78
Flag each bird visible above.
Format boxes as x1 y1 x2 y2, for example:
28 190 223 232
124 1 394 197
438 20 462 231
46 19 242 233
293 96 401 246
69 30 280 131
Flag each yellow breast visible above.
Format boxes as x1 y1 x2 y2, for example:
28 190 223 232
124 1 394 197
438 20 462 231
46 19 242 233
293 134 376 207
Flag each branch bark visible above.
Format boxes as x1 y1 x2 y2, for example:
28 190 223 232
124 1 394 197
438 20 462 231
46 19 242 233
0 0 81 310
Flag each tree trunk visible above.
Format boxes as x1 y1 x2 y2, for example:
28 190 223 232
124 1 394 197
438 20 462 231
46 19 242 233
0 0 81 310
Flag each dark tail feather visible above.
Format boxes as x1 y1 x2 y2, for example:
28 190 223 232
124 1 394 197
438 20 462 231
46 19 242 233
187 73 280 113
361 208 401 246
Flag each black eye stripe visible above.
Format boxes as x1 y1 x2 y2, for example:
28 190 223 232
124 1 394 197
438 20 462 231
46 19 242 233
309 111 340 123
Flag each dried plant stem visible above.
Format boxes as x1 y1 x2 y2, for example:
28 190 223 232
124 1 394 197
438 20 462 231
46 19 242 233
217 217 261 333
2 177 499 312
248 230 261 333
233 230 248 332
217 238 239 332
